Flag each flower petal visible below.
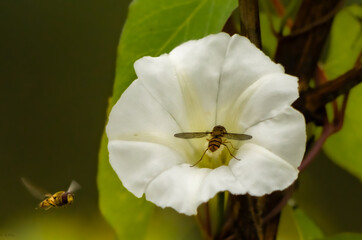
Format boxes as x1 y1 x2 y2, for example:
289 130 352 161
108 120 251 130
200 166 246 199
245 107 306 168
106 80 198 157
134 33 230 131
145 165 248 215
109 140 184 197
230 143 298 196
218 72 300 131
145 164 211 215
217 35 284 124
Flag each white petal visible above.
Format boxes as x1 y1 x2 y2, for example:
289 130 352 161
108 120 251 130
134 33 230 131
106 80 195 155
200 166 246 199
245 107 306 168
145 164 211 215
108 140 184 197
217 35 284 125
145 165 247 215
218 72 300 131
230 143 298 196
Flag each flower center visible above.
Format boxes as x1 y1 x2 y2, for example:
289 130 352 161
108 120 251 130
175 126 250 169
191 138 240 169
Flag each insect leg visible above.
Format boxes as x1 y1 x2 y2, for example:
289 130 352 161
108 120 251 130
223 140 239 150
222 143 240 161
191 148 208 167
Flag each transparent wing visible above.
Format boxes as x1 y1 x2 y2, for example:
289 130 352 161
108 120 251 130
67 180 81 193
174 132 210 139
224 133 252 140
21 177 47 200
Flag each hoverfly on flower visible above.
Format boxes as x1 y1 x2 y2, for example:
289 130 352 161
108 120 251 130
174 125 252 166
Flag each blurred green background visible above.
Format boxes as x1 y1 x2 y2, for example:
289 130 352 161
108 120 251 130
0 0 130 238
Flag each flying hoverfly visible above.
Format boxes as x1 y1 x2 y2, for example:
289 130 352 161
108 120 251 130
174 125 252 167
21 178 81 210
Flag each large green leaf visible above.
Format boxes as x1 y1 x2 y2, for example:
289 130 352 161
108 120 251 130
293 208 324 240
323 5 362 79
145 208 201 240
323 5 362 182
98 0 237 239
277 206 323 240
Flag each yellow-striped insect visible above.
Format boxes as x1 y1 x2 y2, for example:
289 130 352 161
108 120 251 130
21 178 81 210
174 125 252 167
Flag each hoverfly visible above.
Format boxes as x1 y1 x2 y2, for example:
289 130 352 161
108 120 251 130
21 178 81 210
174 125 252 167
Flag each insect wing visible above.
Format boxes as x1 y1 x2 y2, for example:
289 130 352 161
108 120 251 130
67 180 81 193
174 132 210 139
224 133 252 140
21 177 48 200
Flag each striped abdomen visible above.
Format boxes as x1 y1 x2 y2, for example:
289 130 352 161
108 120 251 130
208 137 223 152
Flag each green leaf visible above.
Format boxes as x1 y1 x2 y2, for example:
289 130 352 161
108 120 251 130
145 208 201 240
315 233 362 240
323 5 362 79
98 0 237 239
259 12 279 57
293 208 324 240
277 206 302 240
323 5 362 182
277 206 323 240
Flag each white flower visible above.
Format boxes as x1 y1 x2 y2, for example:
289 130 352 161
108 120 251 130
106 33 306 215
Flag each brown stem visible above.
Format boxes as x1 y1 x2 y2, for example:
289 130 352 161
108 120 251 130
248 195 264 240
299 92 349 171
307 68 361 113
263 184 295 222
293 65 362 123
220 193 283 240
286 1 344 38
196 203 213 240
238 0 262 48
275 0 343 91
205 202 212 238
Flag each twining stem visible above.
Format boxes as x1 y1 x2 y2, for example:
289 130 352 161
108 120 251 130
216 192 225 235
275 0 343 90
205 202 212 237
293 53 362 124
238 0 261 48
263 185 295 223
299 92 349 171
247 195 264 240
196 203 213 239
304 66 361 114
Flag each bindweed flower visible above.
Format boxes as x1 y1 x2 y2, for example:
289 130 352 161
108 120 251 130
106 33 306 215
